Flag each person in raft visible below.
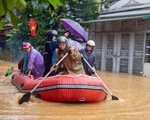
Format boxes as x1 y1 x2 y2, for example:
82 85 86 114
23 42 45 78
50 36 85 75
18 43 28 74
43 30 58 76
80 40 97 76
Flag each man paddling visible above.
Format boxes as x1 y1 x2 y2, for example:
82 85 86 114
50 36 85 75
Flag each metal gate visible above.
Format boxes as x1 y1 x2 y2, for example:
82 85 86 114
104 32 144 75
105 33 130 73
119 33 130 73
133 33 144 75
95 33 102 70
105 33 114 72
89 19 146 75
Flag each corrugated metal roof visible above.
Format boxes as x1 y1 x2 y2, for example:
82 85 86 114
99 9 150 19
81 16 141 24
81 6 150 24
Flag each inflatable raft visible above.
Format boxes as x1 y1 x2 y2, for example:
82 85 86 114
12 72 107 102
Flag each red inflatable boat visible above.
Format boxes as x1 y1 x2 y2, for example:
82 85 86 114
12 72 107 102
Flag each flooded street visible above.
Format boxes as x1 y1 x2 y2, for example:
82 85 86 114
0 60 150 120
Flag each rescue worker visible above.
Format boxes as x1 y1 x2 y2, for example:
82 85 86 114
80 40 97 76
50 36 85 75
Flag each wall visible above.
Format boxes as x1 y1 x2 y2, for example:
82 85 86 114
89 18 150 75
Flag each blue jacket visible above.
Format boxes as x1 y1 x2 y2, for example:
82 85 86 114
49 40 58 65
22 52 28 73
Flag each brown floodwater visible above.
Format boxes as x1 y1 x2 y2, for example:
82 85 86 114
0 60 150 120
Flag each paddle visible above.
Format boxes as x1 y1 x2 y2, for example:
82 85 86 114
18 53 68 104
83 58 119 100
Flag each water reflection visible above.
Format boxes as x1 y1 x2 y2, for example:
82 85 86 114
0 60 150 120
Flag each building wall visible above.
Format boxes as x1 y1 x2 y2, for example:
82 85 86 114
89 18 150 75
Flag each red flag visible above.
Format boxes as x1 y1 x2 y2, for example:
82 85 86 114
29 20 37 36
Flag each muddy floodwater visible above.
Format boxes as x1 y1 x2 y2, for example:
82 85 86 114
0 60 150 120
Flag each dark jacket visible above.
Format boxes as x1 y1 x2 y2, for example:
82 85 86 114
80 48 97 75
43 40 58 76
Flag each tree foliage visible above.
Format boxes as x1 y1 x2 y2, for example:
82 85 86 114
66 0 99 22
6 7 54 58
3 2 64 62
0 0 65 30
6 2 67 61
5 0 99 62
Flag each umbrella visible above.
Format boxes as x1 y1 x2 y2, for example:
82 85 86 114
60 18 88 42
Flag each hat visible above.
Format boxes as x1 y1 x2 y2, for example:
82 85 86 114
23 42 31 49
47 30 58 36
58 36 67 43
86 40 95 47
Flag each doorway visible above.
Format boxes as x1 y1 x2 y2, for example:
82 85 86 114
104 33 130 73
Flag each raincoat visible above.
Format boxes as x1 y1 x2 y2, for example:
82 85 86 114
27 47 44 78
80 48 97 76
54 46 85 74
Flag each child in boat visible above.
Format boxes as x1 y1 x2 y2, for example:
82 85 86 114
50 36 85 75
43 30 58 76
23 42 44 78
80 40 97 76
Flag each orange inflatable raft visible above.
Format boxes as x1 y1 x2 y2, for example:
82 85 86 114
12 72 107 102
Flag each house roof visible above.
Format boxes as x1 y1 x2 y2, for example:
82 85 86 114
109 0 150 10
81 16 142 24
81 0 150 23
99 8 150 19
100 0 150 19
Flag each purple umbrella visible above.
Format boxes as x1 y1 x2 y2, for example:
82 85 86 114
60 18 88 42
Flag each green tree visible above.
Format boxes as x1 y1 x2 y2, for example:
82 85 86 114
6 2 67 62
0 0 66 30
5 0 99 62
65 0 99 22
6 8 54 60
